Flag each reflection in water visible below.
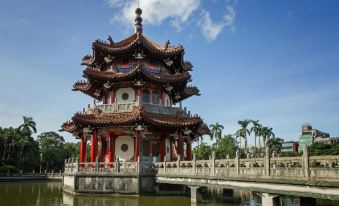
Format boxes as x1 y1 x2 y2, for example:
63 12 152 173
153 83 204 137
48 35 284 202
0 182 339 206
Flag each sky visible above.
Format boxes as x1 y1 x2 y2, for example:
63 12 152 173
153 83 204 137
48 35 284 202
0 0 339 144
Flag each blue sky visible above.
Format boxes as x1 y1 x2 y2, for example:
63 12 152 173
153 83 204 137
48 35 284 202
0 0 339 144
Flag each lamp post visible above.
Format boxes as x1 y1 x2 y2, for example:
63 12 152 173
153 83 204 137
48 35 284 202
39 153 42 174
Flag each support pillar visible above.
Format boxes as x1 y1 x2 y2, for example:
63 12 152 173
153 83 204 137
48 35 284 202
108 134 115 168
160 134 166 162
177 131 183 160
189 186 201 204
265 147 270 176
186 135 192 161
235 149 240 176
259 193 279 206
90 131 98 165
100 136 107 165
303 145 310 179
80 134 87 167
135 130 141 161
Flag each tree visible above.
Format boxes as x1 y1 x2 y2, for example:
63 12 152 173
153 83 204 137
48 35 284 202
192 143 213 160
267 137 282 154
18 116 37 135
250 120 262 147
261 126 274 147
38 132 67 172
213 135 238 159
235 119 251 149
209 122 224 143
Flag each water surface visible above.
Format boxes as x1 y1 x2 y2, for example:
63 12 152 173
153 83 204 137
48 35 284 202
0 182 338 206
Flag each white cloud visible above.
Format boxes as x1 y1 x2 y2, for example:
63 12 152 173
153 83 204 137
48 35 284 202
105 0 200 29
198 6 236 41
105 0 237 41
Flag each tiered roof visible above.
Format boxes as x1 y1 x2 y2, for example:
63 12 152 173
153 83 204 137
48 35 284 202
61 8 209 137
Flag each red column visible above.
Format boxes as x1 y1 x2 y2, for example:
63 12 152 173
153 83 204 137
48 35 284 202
186 135 192 161
90 131 98 165
159 135 166 162
177 131 182 160
80 134 87 167
135 131 141 161
100 136 107 163
108 134 115 168
160 90 165 105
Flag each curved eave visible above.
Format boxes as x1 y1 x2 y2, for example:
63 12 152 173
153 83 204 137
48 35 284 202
92 34 184 57
84 66 191 84
61 106 206 135
173 86 200 103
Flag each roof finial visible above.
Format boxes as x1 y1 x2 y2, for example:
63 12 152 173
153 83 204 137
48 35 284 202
134 6 143 34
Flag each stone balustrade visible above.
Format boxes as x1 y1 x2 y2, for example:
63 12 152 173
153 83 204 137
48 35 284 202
64 146 339 181
64 157 155 175
154 147 339 181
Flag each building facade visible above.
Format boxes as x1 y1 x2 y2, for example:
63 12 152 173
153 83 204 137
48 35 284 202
299 124 330 152
61 8 209 165
281 141 299 153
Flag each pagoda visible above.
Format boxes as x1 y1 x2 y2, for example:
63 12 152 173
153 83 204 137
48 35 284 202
61 8 209 166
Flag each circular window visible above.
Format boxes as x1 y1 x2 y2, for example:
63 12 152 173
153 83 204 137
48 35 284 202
121 93 129 100
121 144 128 152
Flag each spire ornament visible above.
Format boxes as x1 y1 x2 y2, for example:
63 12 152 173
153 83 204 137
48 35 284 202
134 7 143 34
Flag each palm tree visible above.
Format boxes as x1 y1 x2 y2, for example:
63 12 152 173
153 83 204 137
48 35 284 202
17 116 37 159
235 119 251 149
267 137 282 154
209 122 224 144
250 120 262 147
18 116 37 135
261 126 275 147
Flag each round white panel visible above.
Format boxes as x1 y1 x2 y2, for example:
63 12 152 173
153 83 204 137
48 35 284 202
115 136 134 161
116 88 135 103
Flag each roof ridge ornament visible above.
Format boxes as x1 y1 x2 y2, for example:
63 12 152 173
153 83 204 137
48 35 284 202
134 7 143 35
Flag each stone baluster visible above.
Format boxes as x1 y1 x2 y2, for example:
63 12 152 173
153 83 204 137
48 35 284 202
303 145 310 179
193 154 197 175
177 155 181 174
235 149 240 176
265 147 270 176
95 156 99 173
164 156 167 174
115 157 120 174
211 151 216 175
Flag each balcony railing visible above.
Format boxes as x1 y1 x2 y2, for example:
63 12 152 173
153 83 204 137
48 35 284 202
95 102 188 117
142 103 183 116
97 102 137 113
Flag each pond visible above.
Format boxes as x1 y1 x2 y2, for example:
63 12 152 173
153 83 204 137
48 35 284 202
0 181 338 206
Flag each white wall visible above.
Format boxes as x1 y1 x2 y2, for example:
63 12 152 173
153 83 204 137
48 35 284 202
115 135 135 161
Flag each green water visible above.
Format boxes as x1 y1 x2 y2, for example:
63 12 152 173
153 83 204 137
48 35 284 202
0 182 338 206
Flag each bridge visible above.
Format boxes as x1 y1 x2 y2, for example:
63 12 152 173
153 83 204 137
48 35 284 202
63 146 339 206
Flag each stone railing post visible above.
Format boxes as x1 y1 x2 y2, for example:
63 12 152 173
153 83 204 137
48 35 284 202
303 145 310 179
265 147 270 176
235 149 240 176
177 155 181 174
95 156 99 173
115 157 120 174
211 151 216 175
64 159 68 173
193 154 196 175
75 157 79 172
164 156 167 174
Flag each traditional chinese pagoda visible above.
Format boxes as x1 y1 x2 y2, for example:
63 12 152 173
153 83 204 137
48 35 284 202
61 8 209 166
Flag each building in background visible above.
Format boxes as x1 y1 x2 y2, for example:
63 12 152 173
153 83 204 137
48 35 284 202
281 141 299 153
299 123 330 152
